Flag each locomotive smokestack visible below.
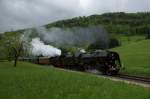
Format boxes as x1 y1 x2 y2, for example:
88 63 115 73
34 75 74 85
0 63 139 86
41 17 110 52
31 38 61 57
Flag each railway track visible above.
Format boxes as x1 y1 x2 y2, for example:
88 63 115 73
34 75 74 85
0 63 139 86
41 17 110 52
85 69 150 86
85 69 150 85
114 74 150 84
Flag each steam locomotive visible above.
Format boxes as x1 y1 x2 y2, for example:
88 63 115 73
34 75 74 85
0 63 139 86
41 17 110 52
21 50 121 75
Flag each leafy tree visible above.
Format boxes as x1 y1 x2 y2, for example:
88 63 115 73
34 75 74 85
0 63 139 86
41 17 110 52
2 34 31 67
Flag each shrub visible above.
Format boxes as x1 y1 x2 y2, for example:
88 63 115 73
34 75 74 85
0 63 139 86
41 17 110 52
146 34 150 39
109 38 121 48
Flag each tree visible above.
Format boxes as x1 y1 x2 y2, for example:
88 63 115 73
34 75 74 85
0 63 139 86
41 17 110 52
87 40 108 50
3 33 31 67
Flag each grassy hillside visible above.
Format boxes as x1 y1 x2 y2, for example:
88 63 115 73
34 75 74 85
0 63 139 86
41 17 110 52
112 39 150 76
0 62 150 99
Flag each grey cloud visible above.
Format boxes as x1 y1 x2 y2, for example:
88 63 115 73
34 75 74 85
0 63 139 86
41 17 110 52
0 0 150 33
0 0 82 32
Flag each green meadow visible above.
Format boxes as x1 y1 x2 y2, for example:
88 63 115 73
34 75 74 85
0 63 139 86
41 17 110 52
0 62 150 99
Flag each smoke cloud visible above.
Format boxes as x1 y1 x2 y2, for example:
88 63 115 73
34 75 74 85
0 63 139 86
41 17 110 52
23 25 109 57
36 26 109 48
31 38 61 57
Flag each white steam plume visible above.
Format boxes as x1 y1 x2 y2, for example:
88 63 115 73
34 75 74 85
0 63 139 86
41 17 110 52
31 38 61 57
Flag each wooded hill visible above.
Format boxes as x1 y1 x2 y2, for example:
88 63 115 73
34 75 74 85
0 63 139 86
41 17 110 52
46 12 150 36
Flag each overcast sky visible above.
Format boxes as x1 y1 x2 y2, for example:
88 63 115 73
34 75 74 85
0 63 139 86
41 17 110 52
0 0 150 33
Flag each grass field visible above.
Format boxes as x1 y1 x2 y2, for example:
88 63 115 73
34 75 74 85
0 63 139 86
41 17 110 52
0 62 150 99
112 39 150 76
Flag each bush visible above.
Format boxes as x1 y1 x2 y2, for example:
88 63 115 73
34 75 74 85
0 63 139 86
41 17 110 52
87 40 108 50
109 38 121 48
146 34 150 39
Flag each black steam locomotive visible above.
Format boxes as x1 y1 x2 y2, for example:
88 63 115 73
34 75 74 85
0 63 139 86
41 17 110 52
21 50 121 75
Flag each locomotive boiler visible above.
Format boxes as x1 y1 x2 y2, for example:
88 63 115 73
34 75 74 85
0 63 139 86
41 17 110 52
49 50 121 75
